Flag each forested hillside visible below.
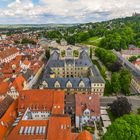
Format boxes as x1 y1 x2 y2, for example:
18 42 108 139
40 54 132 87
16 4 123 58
45 16 140 50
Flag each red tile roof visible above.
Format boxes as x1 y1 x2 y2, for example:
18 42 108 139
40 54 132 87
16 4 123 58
2 55 22 74
75 94 100 116
75 130 93 140
0 99 17 140
71 133 79 140
6 119 48 140
22 59 31 66
0 95 14 118
18 89 64 114
47 115 71 140
11 75 26 91
0 47 19 60
133 60 140 65
0 81 9 95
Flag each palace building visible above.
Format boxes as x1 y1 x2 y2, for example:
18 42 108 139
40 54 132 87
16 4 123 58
40 47 105 96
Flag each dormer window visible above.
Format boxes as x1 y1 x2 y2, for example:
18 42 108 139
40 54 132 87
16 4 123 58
66 81 72 88
54 81 60 88
42 81 48 88
11 86 16 92
83 109 90 116
79 81 85 88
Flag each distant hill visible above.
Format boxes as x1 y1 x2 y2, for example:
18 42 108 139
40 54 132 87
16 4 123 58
56 16 140 49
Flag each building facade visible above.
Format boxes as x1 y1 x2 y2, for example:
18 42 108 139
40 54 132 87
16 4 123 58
75 94 100 128
40 47 105 96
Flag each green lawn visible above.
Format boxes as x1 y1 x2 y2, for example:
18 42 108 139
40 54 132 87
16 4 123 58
82 36 103 46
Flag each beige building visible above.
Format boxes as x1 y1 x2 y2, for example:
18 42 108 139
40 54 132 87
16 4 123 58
40 47 105 96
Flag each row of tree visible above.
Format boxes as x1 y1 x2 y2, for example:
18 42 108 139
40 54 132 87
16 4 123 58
95 48 117 67
94 48 132 95
111 69 132 95
105 69 132 95
14 38 36 45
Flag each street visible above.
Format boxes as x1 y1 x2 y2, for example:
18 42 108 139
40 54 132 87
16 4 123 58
100 96 140 112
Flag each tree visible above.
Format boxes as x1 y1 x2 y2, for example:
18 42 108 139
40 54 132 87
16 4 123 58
104 80 112 96
61 50 65 57
90 47 93 59
21 38 36 45
102 114 140 140
120 69 132 95
137 107 140 115
77 32 90 42
129 56 137 62
73 50 79 57
101 66 107 79
67 36 76 45
108 61 122 72
45 49 50 59
46 30 62 40
111 73 121 94
95 48 117 67
109 97 131 117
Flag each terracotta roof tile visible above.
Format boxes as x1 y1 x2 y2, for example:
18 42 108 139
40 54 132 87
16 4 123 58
0 99 17 140
0 81 9 95
75 130 93 140
0 95 14 118
11 75 26 91
133 60 140 65
0 47 19 59
22 59 31 66
18 89 64 114
75 94 100 116
47 115 71 140
6 119 48 140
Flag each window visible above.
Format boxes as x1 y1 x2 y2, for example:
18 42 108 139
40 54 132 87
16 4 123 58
54 81 60 88
66 81 72 88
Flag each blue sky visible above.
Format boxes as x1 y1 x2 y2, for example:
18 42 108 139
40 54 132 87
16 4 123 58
0 0 140 24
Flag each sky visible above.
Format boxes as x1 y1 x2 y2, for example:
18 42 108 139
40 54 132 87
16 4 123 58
0 0 140 24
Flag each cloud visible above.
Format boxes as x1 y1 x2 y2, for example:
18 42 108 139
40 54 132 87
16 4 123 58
0 0 140 23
